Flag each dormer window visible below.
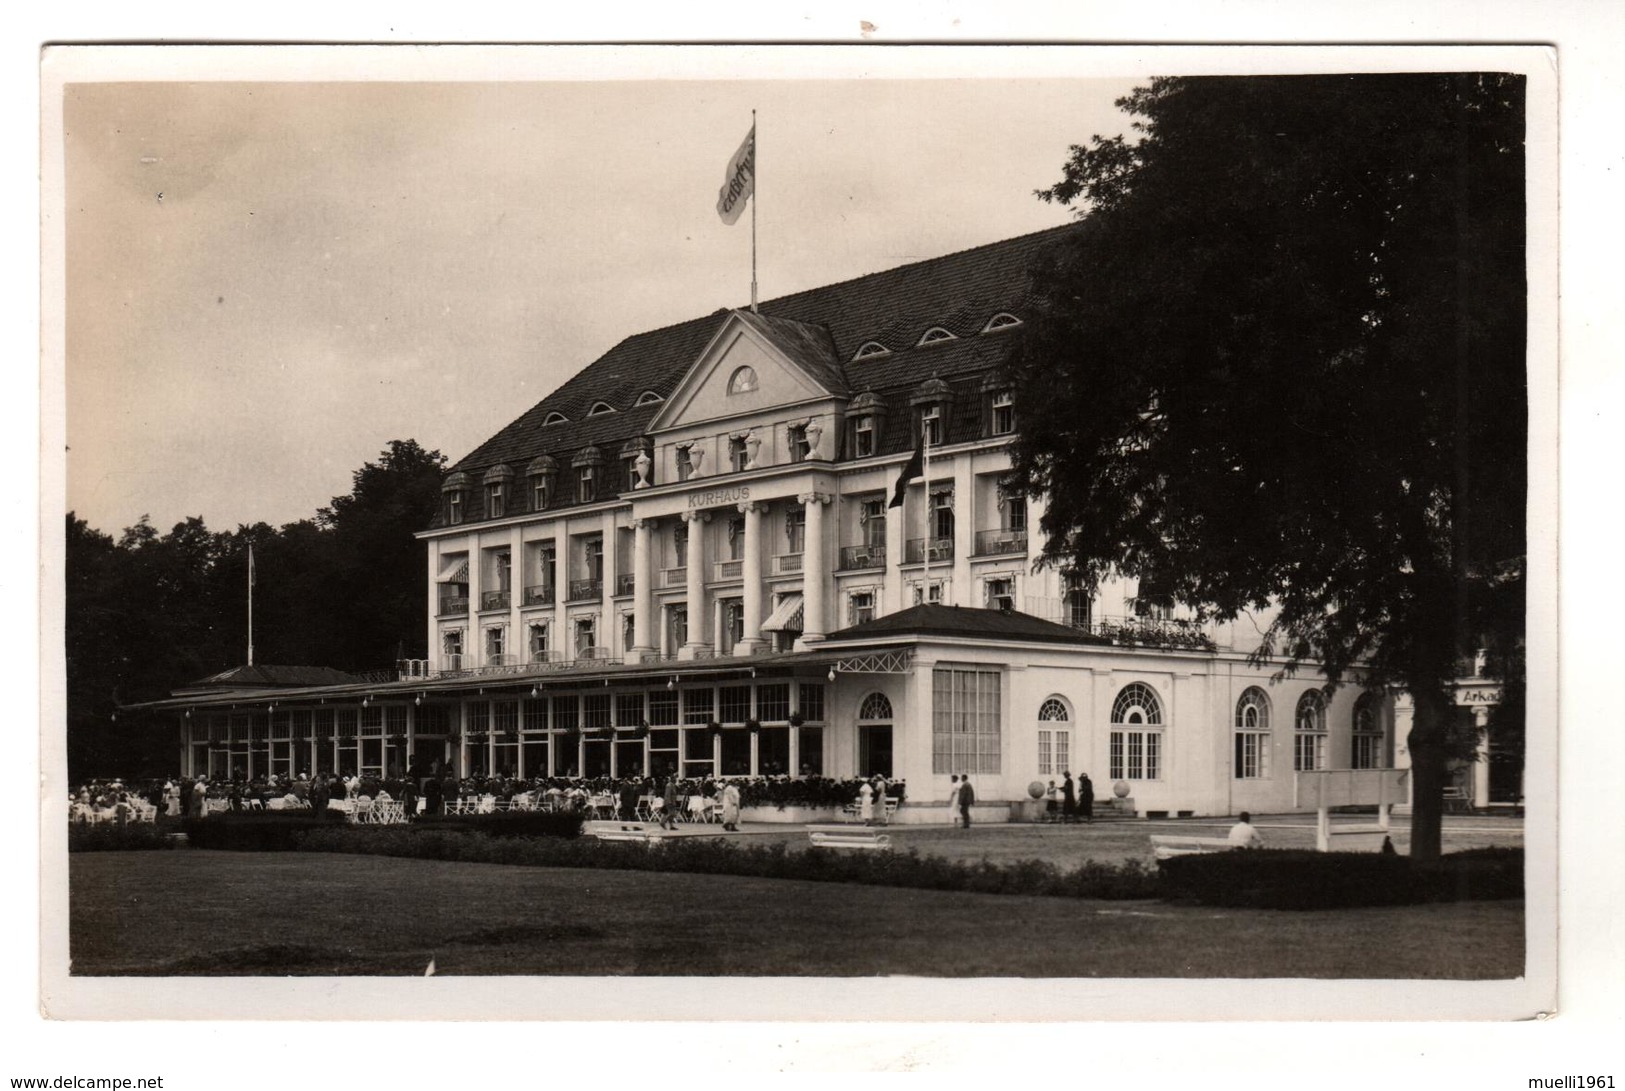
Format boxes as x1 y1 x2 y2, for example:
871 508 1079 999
635 390 664 406
482 465 513 519
727 366 759 395
909 377 955 448
676 444 694 482
991 390 1015 436
441 471 471 525
588 401 615 416
852 341 890 362
982 312 1022 333
571 446 604 504
543 412 569 426
788 423 810 463
918 327 957 347
526 455 558 511
844 390 887 460
728 434 749 473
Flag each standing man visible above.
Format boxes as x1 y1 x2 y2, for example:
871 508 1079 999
1061 772 1077 822
659 774 681 831
310 770 330 816
1077 771 1094 824
945 775 961 828
958 773 975 829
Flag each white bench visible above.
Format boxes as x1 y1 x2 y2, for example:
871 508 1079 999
1322 824 1391 852
584 820 669 844
1149 834 1235 860
807 825 892 851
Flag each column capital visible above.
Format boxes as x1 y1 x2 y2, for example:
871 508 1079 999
737 500 765 514
631 517 653 531
796 491 831 506
682 510 713 525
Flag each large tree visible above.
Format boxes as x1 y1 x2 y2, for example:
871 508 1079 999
1005 74 1527 861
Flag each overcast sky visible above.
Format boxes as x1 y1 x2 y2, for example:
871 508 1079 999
62 56 1141 534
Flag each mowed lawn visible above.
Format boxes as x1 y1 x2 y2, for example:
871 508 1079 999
71 849 1524 979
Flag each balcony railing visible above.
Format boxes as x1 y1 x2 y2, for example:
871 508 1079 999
437 596 469 617
714 559 743 581
663 566 688 587
1093 615 1215 651
567 578 602 601
973 528 1028 557
904 537 954 565
523 584 555 607
615 573 636 596
480 590 511 611
839 544 886 570
773 552 803 575
529 649 565 669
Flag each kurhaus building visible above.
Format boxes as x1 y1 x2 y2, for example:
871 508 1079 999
134 226 1503 820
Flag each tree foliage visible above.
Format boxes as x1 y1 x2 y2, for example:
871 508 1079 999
65 440 445 779
1004 75 1527 860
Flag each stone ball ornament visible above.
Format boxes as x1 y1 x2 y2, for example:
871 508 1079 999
1027 781 1046 800
1113 780 1131 799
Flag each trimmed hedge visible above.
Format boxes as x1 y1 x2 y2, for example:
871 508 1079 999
181 811 348 852
410 810 584 839
68 822 178 853
1157 847 1523 910
293 825 1163 901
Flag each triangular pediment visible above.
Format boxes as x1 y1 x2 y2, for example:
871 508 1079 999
648 310 845 433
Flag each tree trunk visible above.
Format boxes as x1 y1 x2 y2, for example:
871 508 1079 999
1406 686 1454 863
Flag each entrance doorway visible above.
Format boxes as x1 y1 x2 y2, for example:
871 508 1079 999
859 726 893 778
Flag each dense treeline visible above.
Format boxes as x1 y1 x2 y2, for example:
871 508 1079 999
66 440 445 779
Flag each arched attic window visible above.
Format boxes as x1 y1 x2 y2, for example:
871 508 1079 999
982 312 1022 333
634 390 664 406
852 341 890 362
588 401 615 416
543 411 569 426
917 327 957 347
728 365 759 394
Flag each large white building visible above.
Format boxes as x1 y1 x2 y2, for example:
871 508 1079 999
143 227 1487 819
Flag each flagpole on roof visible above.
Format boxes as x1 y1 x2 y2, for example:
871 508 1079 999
922 428 932 601
247 543 255 667
751 109 758 314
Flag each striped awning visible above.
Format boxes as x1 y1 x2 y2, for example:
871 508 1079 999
438 558 469 583
761 594 804 633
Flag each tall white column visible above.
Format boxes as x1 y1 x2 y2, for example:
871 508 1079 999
553 517 569 658
425 540 440 670
1472 705 1492 809
1391 692 1415 813
951 452 974 605
883 493 904 615
798 491 829 647
601 510 618 656
508 524 523 645
681 510 712 659
737 501 765 654
631 518 655 662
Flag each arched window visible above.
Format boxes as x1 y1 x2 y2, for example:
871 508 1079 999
727 365 758 394
1294 689 1328 772
587 401 615 416
982 312 1022 333
543 411 569 426
1109 683 1163 781
635 390 664 406
852 341 890 362
858 692 893 721
1234 686 1271 779
1037 695 1071 776
917 326 957 346
1352 691 1384 769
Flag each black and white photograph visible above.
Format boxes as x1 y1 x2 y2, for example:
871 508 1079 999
36 38 1574 1053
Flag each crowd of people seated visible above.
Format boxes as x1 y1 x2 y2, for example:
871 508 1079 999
71 764 908 826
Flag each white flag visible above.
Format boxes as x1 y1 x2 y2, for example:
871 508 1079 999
716 125 755 225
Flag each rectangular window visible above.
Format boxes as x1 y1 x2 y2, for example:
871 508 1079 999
849 591 876 626
991 391 1015 436
648 690 679 727
673 525 688 568
797 684 825 723
922 407 942 447
789 424 810 463
798 725 824 775
484 626 506 664
932 490 954 541
854 417 875 457
861 498 886 547
585 536 604 581
719 685 751 724
784 507 806 554
1005 496 1027 533
616 693 644 728
448 492 463 525
1038 729 1053 776
682 688 715 726
522 698 548 733
756 683 790 722
528 622 549 662
676 445 693 482
1235 732 1270 779
552 694 578 733
1353 733 1382 770
578 466 595 503
574 617 597 655
986 577 1014 611
931 666 1001 775
488 481 505 519
583 694 612 730
1055 729 1070 775
727 517 745 560
1294 733 1326 772
729 435 749 472
442 629 464 662
1110 730 1162 780
622 457 639 493
532 477 551 511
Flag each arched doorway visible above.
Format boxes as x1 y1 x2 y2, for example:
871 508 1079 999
857 691 894 778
